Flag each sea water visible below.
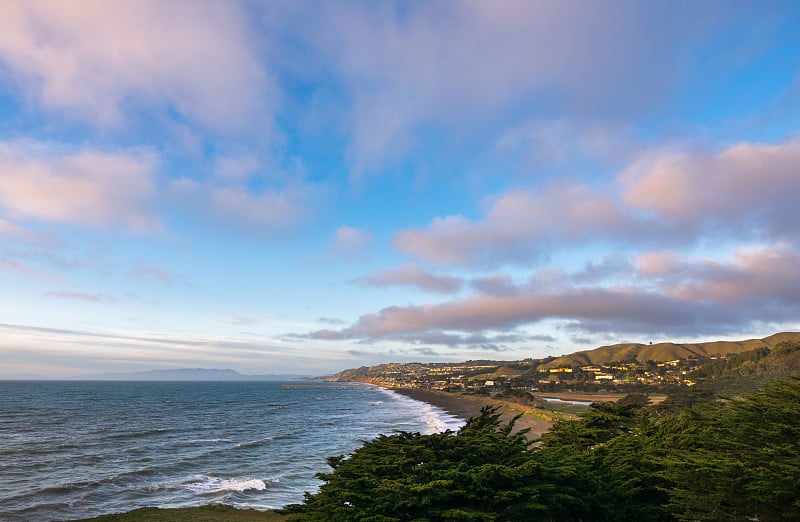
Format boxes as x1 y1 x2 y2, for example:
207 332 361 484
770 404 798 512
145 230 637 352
0 381 463 521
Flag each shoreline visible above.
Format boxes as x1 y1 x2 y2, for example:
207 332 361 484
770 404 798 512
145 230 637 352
389 387 554 440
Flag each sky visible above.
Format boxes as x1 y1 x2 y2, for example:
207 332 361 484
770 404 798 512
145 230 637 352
1 0 800 378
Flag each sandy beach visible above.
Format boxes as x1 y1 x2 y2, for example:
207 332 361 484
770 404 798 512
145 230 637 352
390 388 554 440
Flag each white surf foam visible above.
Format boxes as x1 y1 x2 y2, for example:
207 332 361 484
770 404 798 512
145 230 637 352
378 388 465 434
183 475 276 494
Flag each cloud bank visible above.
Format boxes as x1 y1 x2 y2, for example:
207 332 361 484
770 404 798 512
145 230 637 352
0 0 269 130
0 141 158 231
395 139 800 268
310 241 800 346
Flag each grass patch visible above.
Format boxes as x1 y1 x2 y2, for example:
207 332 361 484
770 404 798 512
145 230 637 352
542 402 590 415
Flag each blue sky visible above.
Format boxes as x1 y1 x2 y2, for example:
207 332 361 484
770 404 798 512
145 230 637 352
1 1 800 378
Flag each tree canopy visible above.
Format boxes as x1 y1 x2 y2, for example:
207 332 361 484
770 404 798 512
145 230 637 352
282 378 800 521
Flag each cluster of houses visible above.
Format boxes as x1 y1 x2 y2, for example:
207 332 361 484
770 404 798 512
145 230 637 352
352 357 710 392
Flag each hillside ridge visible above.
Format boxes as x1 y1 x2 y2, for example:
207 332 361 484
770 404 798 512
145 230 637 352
329 332 800 381
541 331 800 369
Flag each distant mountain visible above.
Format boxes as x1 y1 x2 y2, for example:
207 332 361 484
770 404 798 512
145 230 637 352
71 368 310 381
540 332 800 369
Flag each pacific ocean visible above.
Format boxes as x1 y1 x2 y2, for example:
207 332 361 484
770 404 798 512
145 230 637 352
0 381 462 521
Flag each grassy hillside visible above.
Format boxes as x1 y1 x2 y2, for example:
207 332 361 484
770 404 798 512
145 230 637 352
541 332 800 369
689 338 800 395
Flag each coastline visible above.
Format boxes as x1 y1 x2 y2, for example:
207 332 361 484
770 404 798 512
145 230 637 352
389 387 554 440
76 387 554 521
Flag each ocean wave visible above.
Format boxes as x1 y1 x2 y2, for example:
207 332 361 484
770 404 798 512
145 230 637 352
378 388 464 434
1 381 468 519
182 475 276 494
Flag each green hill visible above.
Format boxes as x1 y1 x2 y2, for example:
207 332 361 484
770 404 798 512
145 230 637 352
688 337 800 395
540 332 800 369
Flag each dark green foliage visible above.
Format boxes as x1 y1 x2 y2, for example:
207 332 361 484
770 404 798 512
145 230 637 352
661 378 800 521
282 383 800 521
690 341 800 395
536 394 671 521
282 407 555 521
656 387 716 412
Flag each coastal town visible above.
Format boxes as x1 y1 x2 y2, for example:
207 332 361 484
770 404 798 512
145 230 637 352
329 333 800 396
330 356 707 393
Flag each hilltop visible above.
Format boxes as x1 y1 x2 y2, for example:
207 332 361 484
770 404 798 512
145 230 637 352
539 331 800 368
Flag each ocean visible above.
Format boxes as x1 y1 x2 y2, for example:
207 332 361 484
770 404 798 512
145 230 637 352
0 381 463 521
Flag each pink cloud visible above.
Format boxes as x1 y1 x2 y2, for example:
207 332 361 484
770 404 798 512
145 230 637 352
664 244 800 305
307 288 699 341
621 139 800 238
0 141 158 231
394 183 635 266
354 263 463 294
295 1 714 173
635 250 682 277
395 138 800 269
306 243 800 344
306 283 790 344
0 0 269 130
